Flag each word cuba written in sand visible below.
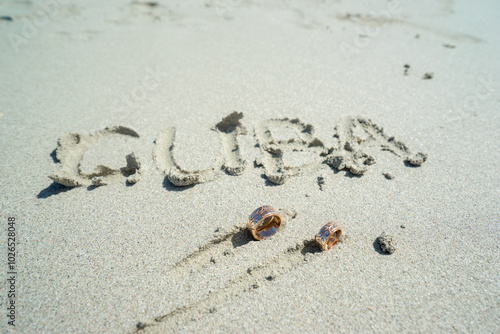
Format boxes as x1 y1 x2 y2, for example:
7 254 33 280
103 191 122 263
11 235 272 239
49 112 427 188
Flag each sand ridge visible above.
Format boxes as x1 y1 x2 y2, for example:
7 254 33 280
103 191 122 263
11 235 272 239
327 116 427 175
51 114 427 189
153 111 248 187
133 211 340 333
49 126 142 187
254 117 328 185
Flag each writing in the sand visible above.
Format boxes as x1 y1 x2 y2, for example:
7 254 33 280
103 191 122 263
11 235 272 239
49 113 427 188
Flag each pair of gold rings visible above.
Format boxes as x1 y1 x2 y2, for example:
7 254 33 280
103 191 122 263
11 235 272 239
247 206 342 251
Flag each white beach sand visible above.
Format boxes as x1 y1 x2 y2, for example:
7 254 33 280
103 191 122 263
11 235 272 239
0 0 499 332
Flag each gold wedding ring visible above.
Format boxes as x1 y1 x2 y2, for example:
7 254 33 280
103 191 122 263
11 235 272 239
315 222 342 251
247 206 282 240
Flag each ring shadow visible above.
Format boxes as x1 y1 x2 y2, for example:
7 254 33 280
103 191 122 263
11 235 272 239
231 228 254 248
301 239 322 255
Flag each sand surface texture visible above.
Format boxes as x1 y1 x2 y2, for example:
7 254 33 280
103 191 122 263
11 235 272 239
0 0 499 333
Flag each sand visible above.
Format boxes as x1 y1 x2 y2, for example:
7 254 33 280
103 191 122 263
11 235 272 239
0 0 499 333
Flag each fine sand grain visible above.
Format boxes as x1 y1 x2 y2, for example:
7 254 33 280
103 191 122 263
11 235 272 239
0 0 499 333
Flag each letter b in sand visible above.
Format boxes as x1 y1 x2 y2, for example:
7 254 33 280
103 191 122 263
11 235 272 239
255 118 328 185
